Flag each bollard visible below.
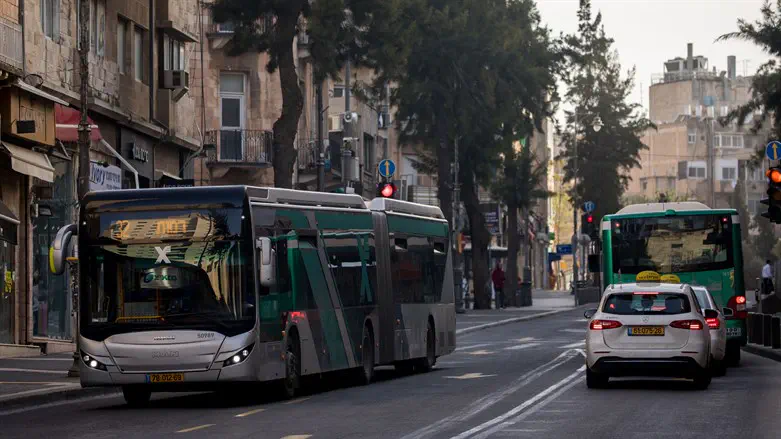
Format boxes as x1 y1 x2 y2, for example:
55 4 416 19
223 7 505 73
764 314 773 347
748 313 755 343
773 316 781 349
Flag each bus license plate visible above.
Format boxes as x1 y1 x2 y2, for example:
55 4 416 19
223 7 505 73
726 327 742 337
628 326 665 336
146 373 184 383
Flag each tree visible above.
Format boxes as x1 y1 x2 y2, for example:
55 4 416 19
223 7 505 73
211 0 393 188
558 0 653 221
717 0 781 144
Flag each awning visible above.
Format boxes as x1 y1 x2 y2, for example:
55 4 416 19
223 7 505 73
155 169 181 180
2 142 55 183
14 80 69 106
0 200 19 225
55 104 102 142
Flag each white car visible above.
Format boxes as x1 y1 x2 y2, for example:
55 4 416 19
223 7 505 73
691 286 728 376
585 282 715 390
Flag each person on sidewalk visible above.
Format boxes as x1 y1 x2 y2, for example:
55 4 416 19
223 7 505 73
492 262 506 309
762 259 774 296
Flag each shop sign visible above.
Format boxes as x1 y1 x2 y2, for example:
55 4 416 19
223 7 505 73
89 163 122 191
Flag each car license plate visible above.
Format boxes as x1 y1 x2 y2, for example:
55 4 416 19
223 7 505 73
628 326 665 336
726 327 742 337
146 373 184 383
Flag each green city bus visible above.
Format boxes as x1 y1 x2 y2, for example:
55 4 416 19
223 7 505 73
600 201 746 366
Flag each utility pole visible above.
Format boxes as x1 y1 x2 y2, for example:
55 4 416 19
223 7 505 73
69 0 91 378
572 109 579 301
315 80 325 191
453 136 465 313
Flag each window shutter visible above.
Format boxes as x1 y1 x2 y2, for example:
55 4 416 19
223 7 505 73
678 161 688 180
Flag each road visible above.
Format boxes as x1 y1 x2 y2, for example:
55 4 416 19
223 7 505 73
1 309 780 438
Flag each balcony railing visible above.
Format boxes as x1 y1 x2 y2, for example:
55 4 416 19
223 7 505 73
205 129 273 166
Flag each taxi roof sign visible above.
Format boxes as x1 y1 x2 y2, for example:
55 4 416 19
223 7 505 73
660 274 681 284
636 271 661 283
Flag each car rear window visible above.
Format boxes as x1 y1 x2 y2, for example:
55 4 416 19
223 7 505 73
602 292 692 315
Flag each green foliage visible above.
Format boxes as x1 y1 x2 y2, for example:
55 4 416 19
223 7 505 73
557 0 654 220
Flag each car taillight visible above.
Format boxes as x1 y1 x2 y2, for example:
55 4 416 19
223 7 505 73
706 317 720 329
590 319 622 330
727 295 748 319
670 320 703 330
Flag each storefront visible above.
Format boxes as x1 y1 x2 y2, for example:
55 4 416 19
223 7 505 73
120 127 155 189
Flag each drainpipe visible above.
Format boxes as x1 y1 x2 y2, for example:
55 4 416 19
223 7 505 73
19 0 25 75
149 0 155 124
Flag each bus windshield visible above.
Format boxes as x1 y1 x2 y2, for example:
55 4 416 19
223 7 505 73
611 214 733 275
80 209 255 340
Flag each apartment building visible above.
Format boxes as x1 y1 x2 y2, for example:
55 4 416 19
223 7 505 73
627 43 769 213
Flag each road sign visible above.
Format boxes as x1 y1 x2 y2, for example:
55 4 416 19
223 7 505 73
378 159 396 178
767 141 781 160
556 244 573 255
583 201 595 213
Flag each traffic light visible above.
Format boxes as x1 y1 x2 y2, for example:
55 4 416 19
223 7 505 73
763 167 781 223
376 182 397 198
581 213 596 237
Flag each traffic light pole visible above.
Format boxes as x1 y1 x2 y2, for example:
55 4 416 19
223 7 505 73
453 136 465 313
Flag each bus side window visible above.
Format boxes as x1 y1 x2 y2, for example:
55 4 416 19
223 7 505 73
275 234 292 295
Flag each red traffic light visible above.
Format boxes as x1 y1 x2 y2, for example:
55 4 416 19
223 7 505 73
586 215 593 223
377 182 396 198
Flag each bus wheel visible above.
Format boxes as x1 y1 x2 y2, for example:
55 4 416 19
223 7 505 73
281 335 301 399
417 321 436 373
122 386 151 407
356 328 375 385
725 341 741 367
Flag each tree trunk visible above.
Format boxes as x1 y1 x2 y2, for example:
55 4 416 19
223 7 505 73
505 204 519 307
435 110 453 227
271 8 304 189
462 172 491 309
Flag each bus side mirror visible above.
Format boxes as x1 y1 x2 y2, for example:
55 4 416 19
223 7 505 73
256 237 276 288
50 224 77 275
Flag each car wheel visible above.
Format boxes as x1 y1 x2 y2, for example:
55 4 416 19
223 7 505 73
416 321 436 373
725 341 741 367
355 327 375 385
122 386 151 407
586 368 608 389
693 368 711 390
280 334 301 399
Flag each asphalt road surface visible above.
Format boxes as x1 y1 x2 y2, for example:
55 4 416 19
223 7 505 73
2 309 780 439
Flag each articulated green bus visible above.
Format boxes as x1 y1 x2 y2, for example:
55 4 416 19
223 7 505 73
50 186 455 406
600 202 746 366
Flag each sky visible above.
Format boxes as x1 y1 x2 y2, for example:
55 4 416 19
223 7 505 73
535 0 773 115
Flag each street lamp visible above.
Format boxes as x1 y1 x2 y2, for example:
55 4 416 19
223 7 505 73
571 112 601 302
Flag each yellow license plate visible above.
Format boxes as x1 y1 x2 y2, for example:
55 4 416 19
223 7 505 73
628 326 665 336
146 373 184 383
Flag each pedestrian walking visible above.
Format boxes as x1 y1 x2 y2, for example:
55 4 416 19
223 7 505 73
762 259 774 296
491 262 506 309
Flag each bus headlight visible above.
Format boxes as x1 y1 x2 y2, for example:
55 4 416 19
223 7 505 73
223 344 254 367
81 351 108 371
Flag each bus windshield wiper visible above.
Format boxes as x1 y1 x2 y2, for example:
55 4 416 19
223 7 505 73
164 311 233 331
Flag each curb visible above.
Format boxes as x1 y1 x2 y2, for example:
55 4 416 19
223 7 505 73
0 386 120 414
456 304 592 336
742 343 781 363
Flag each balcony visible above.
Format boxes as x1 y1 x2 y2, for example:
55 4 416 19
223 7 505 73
0 17 22 72
205 129 273 167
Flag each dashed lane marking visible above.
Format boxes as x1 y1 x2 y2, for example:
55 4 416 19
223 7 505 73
559 328 586 333
0 368 66 374
559 341 585 349
280 436 312 439
466 350 495 356
443 373 497 380
512 337 536 343
177 424 215 433
456 343 494 352
283 397 311 405
235 408 266 418
503 343 541 351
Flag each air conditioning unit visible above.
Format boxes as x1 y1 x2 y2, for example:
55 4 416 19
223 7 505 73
328 115 343 132
162 70 190 90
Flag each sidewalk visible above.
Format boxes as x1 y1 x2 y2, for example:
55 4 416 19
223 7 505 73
456 289 581 334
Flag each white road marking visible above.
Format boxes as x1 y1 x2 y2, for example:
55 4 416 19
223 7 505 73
280 435 312 439
512 337 536 343
0 384 79 401
466 350 495 356
443 373 497 380
177 424 215 433
450 366 586 439
0 368 66 374
455 343 493 352
399 349 581 439
235 408 266 418
559 328 586 333
575 318 588 322
559 341 585 349
503 343 541 351
283 397 311 405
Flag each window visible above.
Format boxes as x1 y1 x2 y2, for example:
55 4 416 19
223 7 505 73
603 293 692 315
687 131 696 145
332 86 344 98
163 34 187 71
718 158 737 181
713 135 720 147
722 135 733 148
134 28 144 82
687 161 706 179
733 135 744 148
90 0 106 56
322 229 377 307
117 19 126 74
219 73 247 160
749 167 764 181
41 0 58 39
721 167 736 180
363 134 374 171
391 234 442 304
